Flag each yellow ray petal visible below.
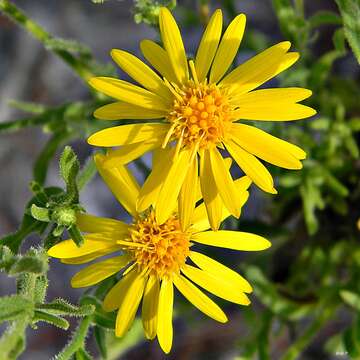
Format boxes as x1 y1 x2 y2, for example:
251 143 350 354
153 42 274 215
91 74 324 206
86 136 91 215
142 275 160 340
48 238 119 259
173 273 227 323
225 139 277 194
232 87 312 105
231 124 306 169
209 147 241 218
192 189 249 232
88 77 168 110
181 264 250 305
137 147 174 213
115 273 147 337
210 13 246 84
103 269 138 312
199 149 223 230
61 247 119 265
88 123 170 147
95 154 140 216
189 251 252 293
103 141 162 168
76 213 128 234
71 255 131 288
192 230 271 251
221 42 299 95
178 156 198 230
221 41 290 84
155 147 192 224
94 102 167 121
233 103 316 121
159 7 189 84
111 49 173 102
195 9 223 82
157 278 174 354
140 39 177 83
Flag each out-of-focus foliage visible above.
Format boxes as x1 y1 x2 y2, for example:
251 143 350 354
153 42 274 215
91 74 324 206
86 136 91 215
0 0 359 358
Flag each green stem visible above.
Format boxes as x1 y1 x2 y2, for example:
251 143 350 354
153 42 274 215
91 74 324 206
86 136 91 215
280 305 337 360
0 0 94 81
0 273 38 359
56 316 93 360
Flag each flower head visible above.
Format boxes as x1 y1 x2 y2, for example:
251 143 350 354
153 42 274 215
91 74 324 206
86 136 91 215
87 7 316 230
48 153 271 353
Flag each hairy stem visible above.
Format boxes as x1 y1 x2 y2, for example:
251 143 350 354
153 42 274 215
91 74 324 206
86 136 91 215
55 316 92 360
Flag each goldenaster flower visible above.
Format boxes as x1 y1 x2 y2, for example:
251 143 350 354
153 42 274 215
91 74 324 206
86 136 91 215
47 153 271 354
87 7 316 230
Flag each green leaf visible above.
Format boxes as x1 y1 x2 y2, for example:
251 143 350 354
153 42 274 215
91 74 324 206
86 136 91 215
94 326 108 359
77 155 97 191
75 348 93 360
37 298 95 317
335 0 360 63
68 225 84 247
8 100 47 114
33 310 69 330
245 266 314 321
0 295 34 323
308 10 342 28
340 290 360 310
30 204 50 222
59 146 80 202
8 250 48 275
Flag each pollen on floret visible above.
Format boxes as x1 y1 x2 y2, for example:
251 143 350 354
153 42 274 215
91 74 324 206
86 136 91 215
129 210 190 278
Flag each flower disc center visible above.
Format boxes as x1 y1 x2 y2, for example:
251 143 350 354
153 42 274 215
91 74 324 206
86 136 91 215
129 211 190 278
168 81 233 148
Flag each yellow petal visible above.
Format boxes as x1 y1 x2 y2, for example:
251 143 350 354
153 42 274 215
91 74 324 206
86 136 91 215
210 13 246 84
88 123 170 147
71 255 130 288
137 147 174 213
192 230 271 251
221 42 299 94
209 147 241 218
195 9 223 82
225 139 277 194
140 39 177 83
155 148 192 224
173 273 227 323
232 87 313 105
94 102 167 120
95 154 140 216
88 77 168 110
115 273 147 337
159 7 189 84
76 213 128 234
233 103 316 121
178 156 198 230
142 275 160 340
157 278 174 354
48 238 119 259
111 49 172 102
103 269 139 312
181 264 250 305
199 149 223 230
103 141 162 168
61 247 119 265
189 250 252 293
191 189 249 232
231 124 305 169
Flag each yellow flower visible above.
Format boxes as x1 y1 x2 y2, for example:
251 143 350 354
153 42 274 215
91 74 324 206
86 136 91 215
87 7 316 230
47 153 271 354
